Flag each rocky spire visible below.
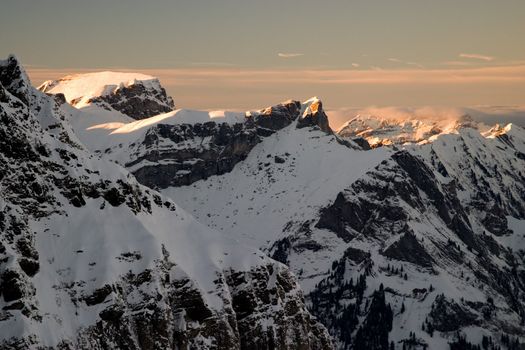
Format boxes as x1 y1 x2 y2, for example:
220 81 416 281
297 97 332 133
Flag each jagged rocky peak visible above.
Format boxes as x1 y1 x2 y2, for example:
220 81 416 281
253 97 332 133
38 71 175 120
297 97 332 133
482 122 523 142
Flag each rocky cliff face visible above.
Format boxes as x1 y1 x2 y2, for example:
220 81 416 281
0 56 331 349
87 81 175 120
126 100 304 189
297 98 331 133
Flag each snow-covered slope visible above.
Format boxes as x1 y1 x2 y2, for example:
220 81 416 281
337 114 488 147
163 122 390 253
39 71 175 120
0 56 331 349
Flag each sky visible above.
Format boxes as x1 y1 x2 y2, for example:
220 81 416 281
1 0 525 125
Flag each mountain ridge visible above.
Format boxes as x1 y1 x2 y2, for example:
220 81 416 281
337 113 492 148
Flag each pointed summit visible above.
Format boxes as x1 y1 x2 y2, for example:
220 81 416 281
0 55 32 104
297 97 332 133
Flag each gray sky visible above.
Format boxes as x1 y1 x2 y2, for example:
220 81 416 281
2 0 525 117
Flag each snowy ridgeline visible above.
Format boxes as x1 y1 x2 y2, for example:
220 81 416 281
336 113 494 148
1 55 525 350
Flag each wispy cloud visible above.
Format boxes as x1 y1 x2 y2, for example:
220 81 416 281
388 58 402 63
388 58 424 68
278 53 304 58
459 53 495 61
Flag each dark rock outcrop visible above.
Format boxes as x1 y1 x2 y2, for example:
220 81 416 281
381 232 433 268
227 264 332 350
89 81 175 120
297 99 331 133
428 294 478 332
129 121 261 189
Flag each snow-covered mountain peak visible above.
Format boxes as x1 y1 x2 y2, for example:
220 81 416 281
39 71 158 105
39 71 175 120
302 96 321 108
298 96 332 133
300 97 322 117
483 122 517 137
337 113 488 147
481 122 525 153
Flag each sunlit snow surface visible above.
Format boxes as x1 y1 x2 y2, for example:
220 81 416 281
39 71 162 108
109 109 247 134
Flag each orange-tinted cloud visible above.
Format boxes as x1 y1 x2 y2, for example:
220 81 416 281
26 64 525 111
459 53 495 61
28 64 525 87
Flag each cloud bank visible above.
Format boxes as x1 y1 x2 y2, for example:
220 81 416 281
27 63 525 115
28 64 525 88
